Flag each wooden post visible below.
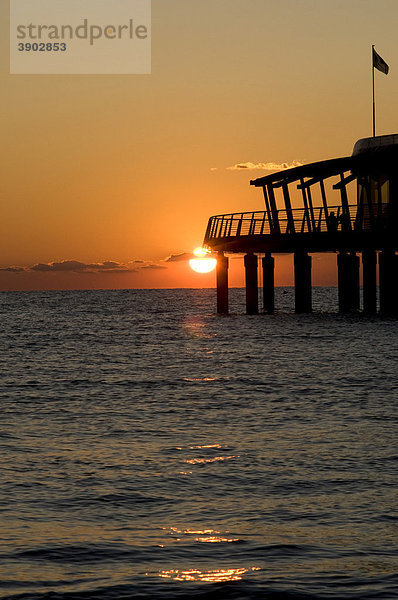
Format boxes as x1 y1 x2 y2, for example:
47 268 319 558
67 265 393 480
339 174 352 231
262 253 274 314
338 251 359 313
294 250 312 313
362 250 377 314
244 253 258 314
282 183 295 234
350 252 360 312
299 180 312 232
319 179 329 223
267 185 281 234
338 251 350 313
262 186 274 234
306 186 317 231
216 252 229 314
379 249 397 315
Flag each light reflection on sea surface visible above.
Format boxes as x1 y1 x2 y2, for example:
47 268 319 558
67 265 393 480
0 288 397 599
158 566 260 582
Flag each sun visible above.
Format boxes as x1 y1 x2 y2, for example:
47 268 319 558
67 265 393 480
189 247 217 273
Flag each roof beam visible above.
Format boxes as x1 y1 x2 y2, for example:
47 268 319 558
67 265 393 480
332 172 357 189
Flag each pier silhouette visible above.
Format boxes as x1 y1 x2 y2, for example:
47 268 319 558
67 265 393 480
204 134 398 315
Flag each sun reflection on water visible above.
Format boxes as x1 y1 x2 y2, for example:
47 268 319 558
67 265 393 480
183 377 218 382
189 444 223 449
184 455 238 464
182 316 214 339
158 567 260 582
194 536 240 543
161 527 241 545
184 529 220 534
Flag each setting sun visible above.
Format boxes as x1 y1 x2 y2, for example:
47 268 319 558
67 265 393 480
189 247 217 273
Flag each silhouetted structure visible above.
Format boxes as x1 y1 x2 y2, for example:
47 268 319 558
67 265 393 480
203 134 398 315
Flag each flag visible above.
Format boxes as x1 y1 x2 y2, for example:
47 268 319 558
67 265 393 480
373 47 389 75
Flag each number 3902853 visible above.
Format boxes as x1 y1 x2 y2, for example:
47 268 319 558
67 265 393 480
18 42 67 52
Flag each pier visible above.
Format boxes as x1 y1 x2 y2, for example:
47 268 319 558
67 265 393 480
203 134 398 315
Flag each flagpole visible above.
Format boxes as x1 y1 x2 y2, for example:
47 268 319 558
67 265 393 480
372 44 376 137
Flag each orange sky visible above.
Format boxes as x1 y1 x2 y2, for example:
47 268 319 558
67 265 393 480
1 0 398 290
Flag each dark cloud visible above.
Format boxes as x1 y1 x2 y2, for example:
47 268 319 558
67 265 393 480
31 261 84 272
1 258 170 276
165 252 192 263
141 264 167 270
30 260 134 274
0 266 26 273
91 261 124 270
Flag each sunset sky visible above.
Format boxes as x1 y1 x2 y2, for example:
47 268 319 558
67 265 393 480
1 0 398 290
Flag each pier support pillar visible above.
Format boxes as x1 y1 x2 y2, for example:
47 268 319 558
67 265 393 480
244 253 258 314
338 251 360 313
350 252 360 312
379 249 398 315
262 253 275 314
216 252 229 314
338 252 349 313
362 250 377 315
294 250 312 313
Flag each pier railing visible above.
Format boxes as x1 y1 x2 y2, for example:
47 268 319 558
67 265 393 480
204 204 361 241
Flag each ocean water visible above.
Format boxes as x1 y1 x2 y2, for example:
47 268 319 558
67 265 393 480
0 288 397 600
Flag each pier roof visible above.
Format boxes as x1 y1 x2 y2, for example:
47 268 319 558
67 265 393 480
250 133 398 188
250 156 354 188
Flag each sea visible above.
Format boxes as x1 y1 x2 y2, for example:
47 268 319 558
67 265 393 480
0 288 397 600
